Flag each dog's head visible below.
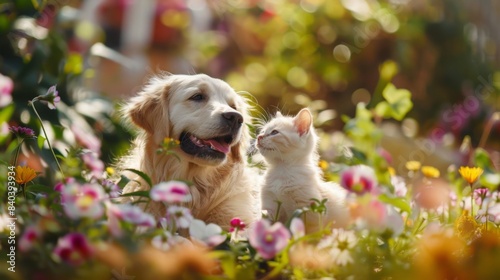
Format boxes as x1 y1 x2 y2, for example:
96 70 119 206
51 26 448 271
124 73 250 166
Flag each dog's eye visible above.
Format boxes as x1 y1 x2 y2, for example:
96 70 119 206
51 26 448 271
189 93 205 101
270 130 279 135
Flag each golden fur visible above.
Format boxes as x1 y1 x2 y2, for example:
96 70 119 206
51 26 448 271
119 74 260 229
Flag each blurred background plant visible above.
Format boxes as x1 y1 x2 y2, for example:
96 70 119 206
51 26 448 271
1 0 500 279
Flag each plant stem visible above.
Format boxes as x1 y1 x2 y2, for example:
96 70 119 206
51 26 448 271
470 183 474 218
29 101 65 178
12 138 24 166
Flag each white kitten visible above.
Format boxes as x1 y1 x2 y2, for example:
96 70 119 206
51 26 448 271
256 108 349 232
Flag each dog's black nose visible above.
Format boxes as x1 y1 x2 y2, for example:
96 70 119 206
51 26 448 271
222 112 243 126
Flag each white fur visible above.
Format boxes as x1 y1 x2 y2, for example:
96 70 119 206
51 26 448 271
256 108 349 232
119 73 260 230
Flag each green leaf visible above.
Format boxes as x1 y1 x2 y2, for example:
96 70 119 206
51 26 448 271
0 104 14 123
378 194 411 213
381 83 413 120
27 184 55 194
117 175 131 189
124 168 153 188
37 135 46 149
120 190 150 198
374 101 391 118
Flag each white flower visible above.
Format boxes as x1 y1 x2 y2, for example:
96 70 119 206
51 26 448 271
290 217 305 239
189 219 226 247
166 206 193 229
318 228 358 266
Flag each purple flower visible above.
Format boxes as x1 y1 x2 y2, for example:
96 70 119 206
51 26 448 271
165 205 193 229
62 182 105 219
340 165 378 194
101 179 121 198
53 233 93 266
19 225 42 252
151 181 191 203
248 219 291 260
189 219 226 247
0 74 13 107
81 151 104 178
9 126 36 139
38 85 60 110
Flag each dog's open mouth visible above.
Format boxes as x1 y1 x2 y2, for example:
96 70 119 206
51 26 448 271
180 132 234 159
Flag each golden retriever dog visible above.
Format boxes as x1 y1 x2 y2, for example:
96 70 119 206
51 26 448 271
119 73 260 229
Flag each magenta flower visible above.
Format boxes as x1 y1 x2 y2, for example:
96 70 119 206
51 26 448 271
248 219 291 260
19 225 42 252
151 181 191 203
54 177 76 192
71 124 101 155
38 85 60 110
62 182 105 219
165 206 193 229
340 165 378 194
189 219 226 247
53 233 93 266
81 151 104 178
9 126 36 139
0 74 13 107
229 217 246 232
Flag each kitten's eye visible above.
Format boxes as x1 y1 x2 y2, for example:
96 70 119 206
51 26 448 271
270 130 279 135
189 93 204 101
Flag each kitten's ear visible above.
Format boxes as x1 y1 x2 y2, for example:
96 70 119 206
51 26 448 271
276 111 283 117
293 108 313 136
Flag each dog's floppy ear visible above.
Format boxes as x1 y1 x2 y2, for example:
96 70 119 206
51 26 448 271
125 77 170 135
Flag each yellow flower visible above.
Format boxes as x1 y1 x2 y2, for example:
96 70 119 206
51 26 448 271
458 166 484 184
421 166 440 178
106 167 115 175
319 160 329 171
15 166 37 184
455 210 481 241
405 161 421 171
388 166 396 176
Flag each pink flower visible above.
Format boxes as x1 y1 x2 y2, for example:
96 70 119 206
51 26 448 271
106 203 155 237
54 177 75 192
248 219 291 260
151 181 191 203
81 151 104 178
473 188 489 206
38 85 60 110
340 165 378 194
19 225 42 252
71 124 101 155
189 219 226 247
349 197 388 232
62 182 105 219
229 217 246 232
0 74 13 107
53 233 93 266
165 206 193 229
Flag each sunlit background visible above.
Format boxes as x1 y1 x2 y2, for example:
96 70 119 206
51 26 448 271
2 0 499 169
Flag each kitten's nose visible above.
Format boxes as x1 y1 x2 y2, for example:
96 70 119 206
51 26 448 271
257 135 263 144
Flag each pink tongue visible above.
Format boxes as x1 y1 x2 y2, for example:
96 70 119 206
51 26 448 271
204 139 230 154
